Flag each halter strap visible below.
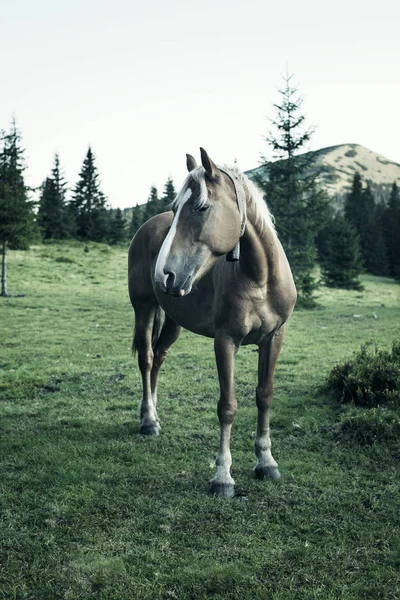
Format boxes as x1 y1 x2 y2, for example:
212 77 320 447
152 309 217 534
219 168 247 261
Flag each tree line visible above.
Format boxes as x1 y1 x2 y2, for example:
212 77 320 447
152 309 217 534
318 174 400 290
0 119 177 250
0 119 177 295
38 151 177 245
1 71 400 303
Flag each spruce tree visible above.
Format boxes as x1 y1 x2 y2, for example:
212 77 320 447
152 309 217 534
319 214 363 290
383 182 400 278
362 200 389 276
149 186 159 203
344 172 363 233
145 186 160 221
52 153 68 205
129 204 145 238
37 154 69 239
256 71 329 307
138 186 159 224
109 208 127 245
88 206 110 242
71 147 109 241
128 182 173 239
345 175 389 275
160 177 176 211
359 184 377 273
0 120 37 296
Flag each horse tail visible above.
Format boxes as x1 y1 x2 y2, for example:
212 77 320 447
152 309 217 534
132 305 163 356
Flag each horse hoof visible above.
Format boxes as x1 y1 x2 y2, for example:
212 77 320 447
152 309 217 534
255 466 281 480
210 482 235 499
140 423 160 436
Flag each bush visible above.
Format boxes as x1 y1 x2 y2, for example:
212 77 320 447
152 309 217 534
328 341 400 408
338 407 400 445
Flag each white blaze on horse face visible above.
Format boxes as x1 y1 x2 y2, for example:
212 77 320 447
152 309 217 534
154 187 192 286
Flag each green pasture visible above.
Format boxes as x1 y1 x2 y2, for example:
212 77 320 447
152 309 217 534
1 242 399 599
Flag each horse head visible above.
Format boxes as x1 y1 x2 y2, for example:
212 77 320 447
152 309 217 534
154 149 243 296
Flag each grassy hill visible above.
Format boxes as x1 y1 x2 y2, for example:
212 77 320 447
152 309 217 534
1 241 399 599
246 144 400 209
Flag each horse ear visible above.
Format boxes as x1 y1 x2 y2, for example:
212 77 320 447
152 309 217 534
200 148 219 180
186 154 198 172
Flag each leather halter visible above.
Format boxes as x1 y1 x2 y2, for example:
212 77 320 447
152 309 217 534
219 168 247 261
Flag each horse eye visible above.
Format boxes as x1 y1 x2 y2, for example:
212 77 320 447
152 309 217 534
196 205 210 213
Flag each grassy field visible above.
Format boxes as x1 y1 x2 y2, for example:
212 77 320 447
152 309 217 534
1 241 399 600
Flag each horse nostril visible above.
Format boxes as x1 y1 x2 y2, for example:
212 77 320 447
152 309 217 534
165 271 176 291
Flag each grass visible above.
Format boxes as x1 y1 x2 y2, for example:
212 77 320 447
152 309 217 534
1 241 400 600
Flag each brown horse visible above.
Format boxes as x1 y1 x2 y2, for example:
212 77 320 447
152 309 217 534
128 149 296 498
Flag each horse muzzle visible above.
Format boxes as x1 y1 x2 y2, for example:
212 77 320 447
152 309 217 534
154 268 193 297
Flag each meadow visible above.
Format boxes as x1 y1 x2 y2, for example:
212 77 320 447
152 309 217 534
1 241 399 600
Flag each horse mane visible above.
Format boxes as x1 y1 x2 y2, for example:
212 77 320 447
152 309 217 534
172 164 276 236
221 165 276 236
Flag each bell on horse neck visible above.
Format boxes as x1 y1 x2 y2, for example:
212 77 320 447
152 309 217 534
226 242 240 262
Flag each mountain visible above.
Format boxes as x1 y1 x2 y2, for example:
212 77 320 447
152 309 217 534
246 144 400 208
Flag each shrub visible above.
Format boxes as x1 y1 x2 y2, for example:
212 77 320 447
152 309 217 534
328 342 400 408
338 407 400 445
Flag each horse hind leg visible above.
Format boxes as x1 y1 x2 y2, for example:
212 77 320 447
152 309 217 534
254 326 285 480
151 315 182 408
133 301 161 436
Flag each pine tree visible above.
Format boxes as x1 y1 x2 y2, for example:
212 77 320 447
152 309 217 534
38 177 57 238
160 177 176 211
135 186 159 225
319 214 363 290
88 206 110 242
143 186 160 221
71 147 109 241
344 172 363 233
149 186 159 203
0 120 37 296
362 199 389 276
129 204 145 238
256 71 329 307
109 208 127 245
383 182 400 278
345 175 389 275
37 154 69 239
128 182 173 240
52 153 67 204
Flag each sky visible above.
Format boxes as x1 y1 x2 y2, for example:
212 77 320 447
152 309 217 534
1 0 400 209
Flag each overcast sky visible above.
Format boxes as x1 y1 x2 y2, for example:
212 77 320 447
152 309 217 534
2 0 399 208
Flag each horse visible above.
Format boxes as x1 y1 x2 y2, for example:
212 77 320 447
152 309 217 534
128 148 297 498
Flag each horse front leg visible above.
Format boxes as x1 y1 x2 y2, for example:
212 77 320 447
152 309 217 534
150 315 182 408
211 332 239 499
254 326 285 480
133 301 160 436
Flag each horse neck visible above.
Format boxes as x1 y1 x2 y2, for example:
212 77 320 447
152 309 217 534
238 193 279 284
